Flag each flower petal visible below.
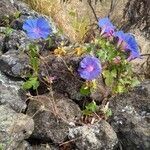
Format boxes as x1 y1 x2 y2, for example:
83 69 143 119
23 18 38 31
78 56 102 81
114 31 140 60
27 31 41 39
98 17 115 36
37 18 51 30
23 17 52 39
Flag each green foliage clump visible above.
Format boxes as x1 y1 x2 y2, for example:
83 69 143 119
95 38 139 93
22 44 40 90
82 101 98 116
79 38 140 94
82 101 112 119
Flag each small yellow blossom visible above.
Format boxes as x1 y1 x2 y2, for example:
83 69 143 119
85 80 97 89
74 47 85 56
54 47 66 57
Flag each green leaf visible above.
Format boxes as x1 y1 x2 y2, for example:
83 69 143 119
85 44 94 53
97 50 107 61
116 84 125 93
80 85 91 96
22 81 32 90
131 78 140 87
103 70 114 86
111 69 117 78
82 109 93 116
85 101 98 112
22 77 39 90
13 11 20 19
0 143 3 150
30 57 39 73
105 108 112 117
29 44 39 57
5 27 13 36
82 101 98 116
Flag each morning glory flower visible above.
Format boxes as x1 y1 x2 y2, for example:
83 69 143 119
78 56 102 81
23 17 52 39
98 17 116 37
114 31 140 61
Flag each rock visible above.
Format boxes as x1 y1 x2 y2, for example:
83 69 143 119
30 144 58 150
68 120 118 150
0 71 27 112
141 80 150 94
109 80 150 150
0 33 5 55
123 0 150 39
129 28 150 78
40 55 83 100
26 93 81 143
0 0 17 26
90 76 109 102
0 105 34 150
5 30 30 51
29 111 69 143
16 141 31 150
16 140 59 150
0 50 30 78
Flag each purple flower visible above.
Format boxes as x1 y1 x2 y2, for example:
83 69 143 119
98 17 116 37
78 56 102 81
23 17 52 39
114 31 140 61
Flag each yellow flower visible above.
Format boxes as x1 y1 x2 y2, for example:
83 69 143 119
54 47 66 57
85 80 97 89
74 47 85 56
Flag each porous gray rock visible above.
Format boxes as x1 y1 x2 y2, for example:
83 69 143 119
16 141 31 150
0 50 30 78
0 71 27 112
0 105 34 150
109 80 150 150
68 120 118 150
0 33 5 56
0 0 17 26
123 0 150 39
40 55 83 100
26 93 81 143
5 30 30 51
16 141 59 150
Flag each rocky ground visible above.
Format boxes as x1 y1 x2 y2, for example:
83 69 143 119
0 0 150 150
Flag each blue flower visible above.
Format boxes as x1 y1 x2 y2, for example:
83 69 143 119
78 56 102 81
23 17 52 39
114 31 140 61
98 17 116 36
